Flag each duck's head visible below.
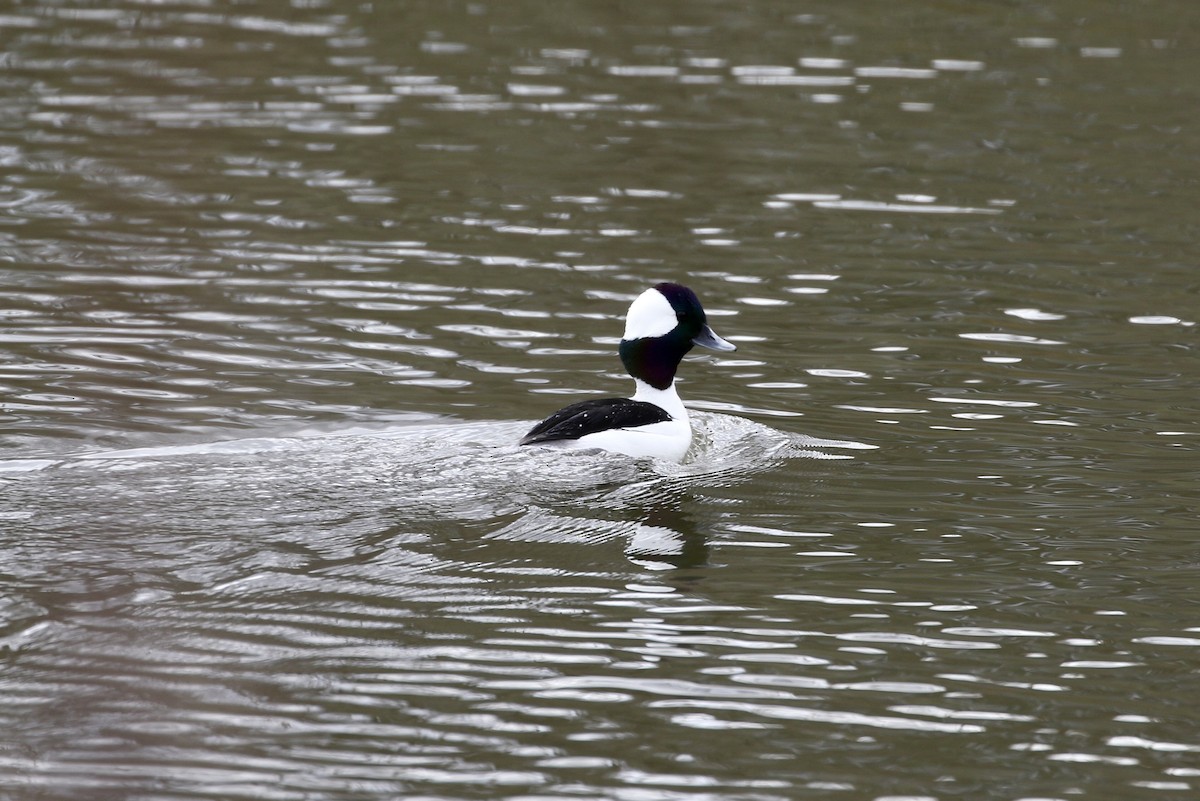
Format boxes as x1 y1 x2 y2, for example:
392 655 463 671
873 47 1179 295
618 282 736 390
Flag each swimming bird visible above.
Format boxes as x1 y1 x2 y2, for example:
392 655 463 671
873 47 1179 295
519 282 736 462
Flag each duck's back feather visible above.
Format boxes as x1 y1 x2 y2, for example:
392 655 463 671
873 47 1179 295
519 397 672 445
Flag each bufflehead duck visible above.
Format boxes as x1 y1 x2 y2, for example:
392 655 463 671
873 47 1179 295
520 282 736 462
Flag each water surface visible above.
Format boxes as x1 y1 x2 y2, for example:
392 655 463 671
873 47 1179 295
2 1 1199 799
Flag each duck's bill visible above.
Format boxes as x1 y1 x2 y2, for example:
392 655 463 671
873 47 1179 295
692 324 737 352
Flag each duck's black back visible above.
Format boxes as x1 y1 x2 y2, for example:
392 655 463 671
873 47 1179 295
519 397 672 445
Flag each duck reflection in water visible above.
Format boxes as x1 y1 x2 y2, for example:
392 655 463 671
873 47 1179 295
624 502 710 569
609 477 711 569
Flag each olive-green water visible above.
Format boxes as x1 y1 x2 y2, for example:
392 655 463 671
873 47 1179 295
2 2 1198 800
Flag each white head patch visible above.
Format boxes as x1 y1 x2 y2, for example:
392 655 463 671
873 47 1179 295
621 287 678 340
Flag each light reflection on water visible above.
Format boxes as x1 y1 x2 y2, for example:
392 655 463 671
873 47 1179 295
2 0 1200 799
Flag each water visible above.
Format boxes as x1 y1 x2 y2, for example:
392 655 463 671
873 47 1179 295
2 1 1199 799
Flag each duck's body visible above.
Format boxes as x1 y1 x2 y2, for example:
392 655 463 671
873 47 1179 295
519 379 690 461
519 282 735 462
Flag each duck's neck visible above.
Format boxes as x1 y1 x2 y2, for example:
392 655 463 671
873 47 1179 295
619 336 691 391
631 379 688 421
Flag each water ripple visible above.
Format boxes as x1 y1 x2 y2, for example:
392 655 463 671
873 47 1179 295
3 2 1199 798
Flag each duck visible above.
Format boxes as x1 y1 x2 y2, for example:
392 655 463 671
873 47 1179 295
519 282 736 462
